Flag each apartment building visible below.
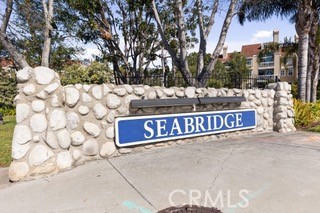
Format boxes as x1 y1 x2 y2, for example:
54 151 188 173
222 30 298 84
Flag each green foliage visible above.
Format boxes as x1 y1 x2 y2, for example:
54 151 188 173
208 60 228 88
65 0 160 78
153 0 202 61
0 115 15 167
0 68 17 110
0 107 16 116
282 37 299 56
293 99 320 128
59 61 114 85
187 52 211 75
226 52 250 78
50 46 84 71
1 0 84 70
224 52 250 88
309 125 320 132
9 37 83 70
257 42 279 62
185 52 249 88
238 1 297 25
291 81 298 99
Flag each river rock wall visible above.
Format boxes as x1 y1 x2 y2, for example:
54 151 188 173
9 67 296 181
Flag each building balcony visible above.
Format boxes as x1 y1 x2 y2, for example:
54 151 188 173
255 74 280 82
259 61 274 68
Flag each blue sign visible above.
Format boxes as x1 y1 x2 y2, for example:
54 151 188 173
115 109 256 147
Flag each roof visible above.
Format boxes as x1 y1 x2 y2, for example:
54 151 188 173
0 58 14 68
218 53 232 63
241 43 261 58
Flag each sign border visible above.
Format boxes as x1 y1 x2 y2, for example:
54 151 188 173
115 109 257 147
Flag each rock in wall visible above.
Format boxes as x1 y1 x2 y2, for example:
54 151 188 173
8 67 296 181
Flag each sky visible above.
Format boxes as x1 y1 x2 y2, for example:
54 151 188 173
199 14 296 54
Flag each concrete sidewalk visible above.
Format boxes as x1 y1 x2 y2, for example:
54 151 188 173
1 131 320 212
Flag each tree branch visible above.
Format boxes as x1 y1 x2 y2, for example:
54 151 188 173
0 31 29 68
151 0 180 67
1 0 13 33
196 0 206 75
205 0 219 38
198 0 237 85
176 0 189 71
41 0 54 67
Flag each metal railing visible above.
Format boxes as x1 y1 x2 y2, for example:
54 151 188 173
114 73 279 89
259 61 274 67
255 74 280 81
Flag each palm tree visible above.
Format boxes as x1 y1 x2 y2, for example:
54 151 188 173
239 0 319 102
308 15 320 102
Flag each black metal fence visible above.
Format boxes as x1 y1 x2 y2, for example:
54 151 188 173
115 74 279 89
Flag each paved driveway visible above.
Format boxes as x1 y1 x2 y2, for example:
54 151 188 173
1 131 320 212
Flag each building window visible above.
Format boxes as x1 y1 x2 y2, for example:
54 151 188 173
281 69 286 76
246 59 252 67
288 68 293 76
258 69 274 76
259 53 274 67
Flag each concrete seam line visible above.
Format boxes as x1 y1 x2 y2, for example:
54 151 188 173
201 146 236 205
259 141 320 152
107 159 157 211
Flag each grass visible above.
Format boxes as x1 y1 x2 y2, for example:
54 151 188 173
0 115 15 167
309 124 320 133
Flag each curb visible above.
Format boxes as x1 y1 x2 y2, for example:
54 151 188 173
0 168 10 189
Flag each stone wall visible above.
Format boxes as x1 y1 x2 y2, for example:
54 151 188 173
9 67 296 181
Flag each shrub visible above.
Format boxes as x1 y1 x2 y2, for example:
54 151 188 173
309 125 320 132
58 62 114 85
0 107 16 116
291 81 298 99
293 99 320 128
0 68 17 111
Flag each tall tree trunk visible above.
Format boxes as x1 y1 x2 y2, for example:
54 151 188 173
310 11 320 102
1 0 13 33
175 0 193 85
41 0 54 67
198 0 237 87
309 17 319 102
297 31 309 102
138 52 144 76
195 0 219 76
161 46 166 87
100 2 130 84
306 58 312 102
132 55 139 84
296 0 313 102
195 0 206 76
311 51 319 102
0 0 29 68
0 32 29 69
172 60 177 86
152 0 196 85
112 57 126 85
152 0 236 87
